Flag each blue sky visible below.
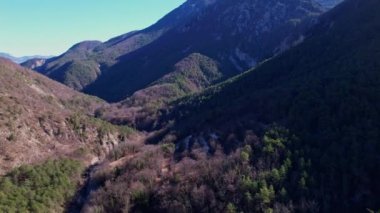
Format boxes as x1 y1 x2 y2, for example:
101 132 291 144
0 0 185 56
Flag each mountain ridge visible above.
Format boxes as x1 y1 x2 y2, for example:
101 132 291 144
33 0 326 103
33 0 215 91
84 0 324 102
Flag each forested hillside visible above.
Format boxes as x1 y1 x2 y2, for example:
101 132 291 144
80 0 380 211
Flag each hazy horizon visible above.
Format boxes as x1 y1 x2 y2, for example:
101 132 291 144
0 0 185 57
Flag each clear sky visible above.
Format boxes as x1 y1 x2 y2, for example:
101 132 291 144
0 0 185 56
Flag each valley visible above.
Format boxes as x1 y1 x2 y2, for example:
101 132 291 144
1 0 380 212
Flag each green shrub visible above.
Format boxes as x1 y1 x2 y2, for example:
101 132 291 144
226 203 237 213
161 143 175 155
0 159 83 212
68 113 134 140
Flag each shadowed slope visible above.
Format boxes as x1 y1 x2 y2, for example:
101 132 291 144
155 0 380 210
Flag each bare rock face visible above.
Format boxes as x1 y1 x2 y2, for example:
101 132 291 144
315 0 344 9
21 58 47 70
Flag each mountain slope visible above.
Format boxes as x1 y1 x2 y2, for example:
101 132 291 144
33 0 323 102
82 0 380 211
34 0 215 91
158 0 380 210
0 58 134 174
100 53 223 128
84 0 323 102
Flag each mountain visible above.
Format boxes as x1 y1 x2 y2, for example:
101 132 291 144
31 41 104 90
99 53 223 128
0 58 135 175
0 52 52 64
33 0 216 91
84 0 323 102
34 0 323 102
82 0 380 212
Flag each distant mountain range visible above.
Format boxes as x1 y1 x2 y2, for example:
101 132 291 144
0 52 52 64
